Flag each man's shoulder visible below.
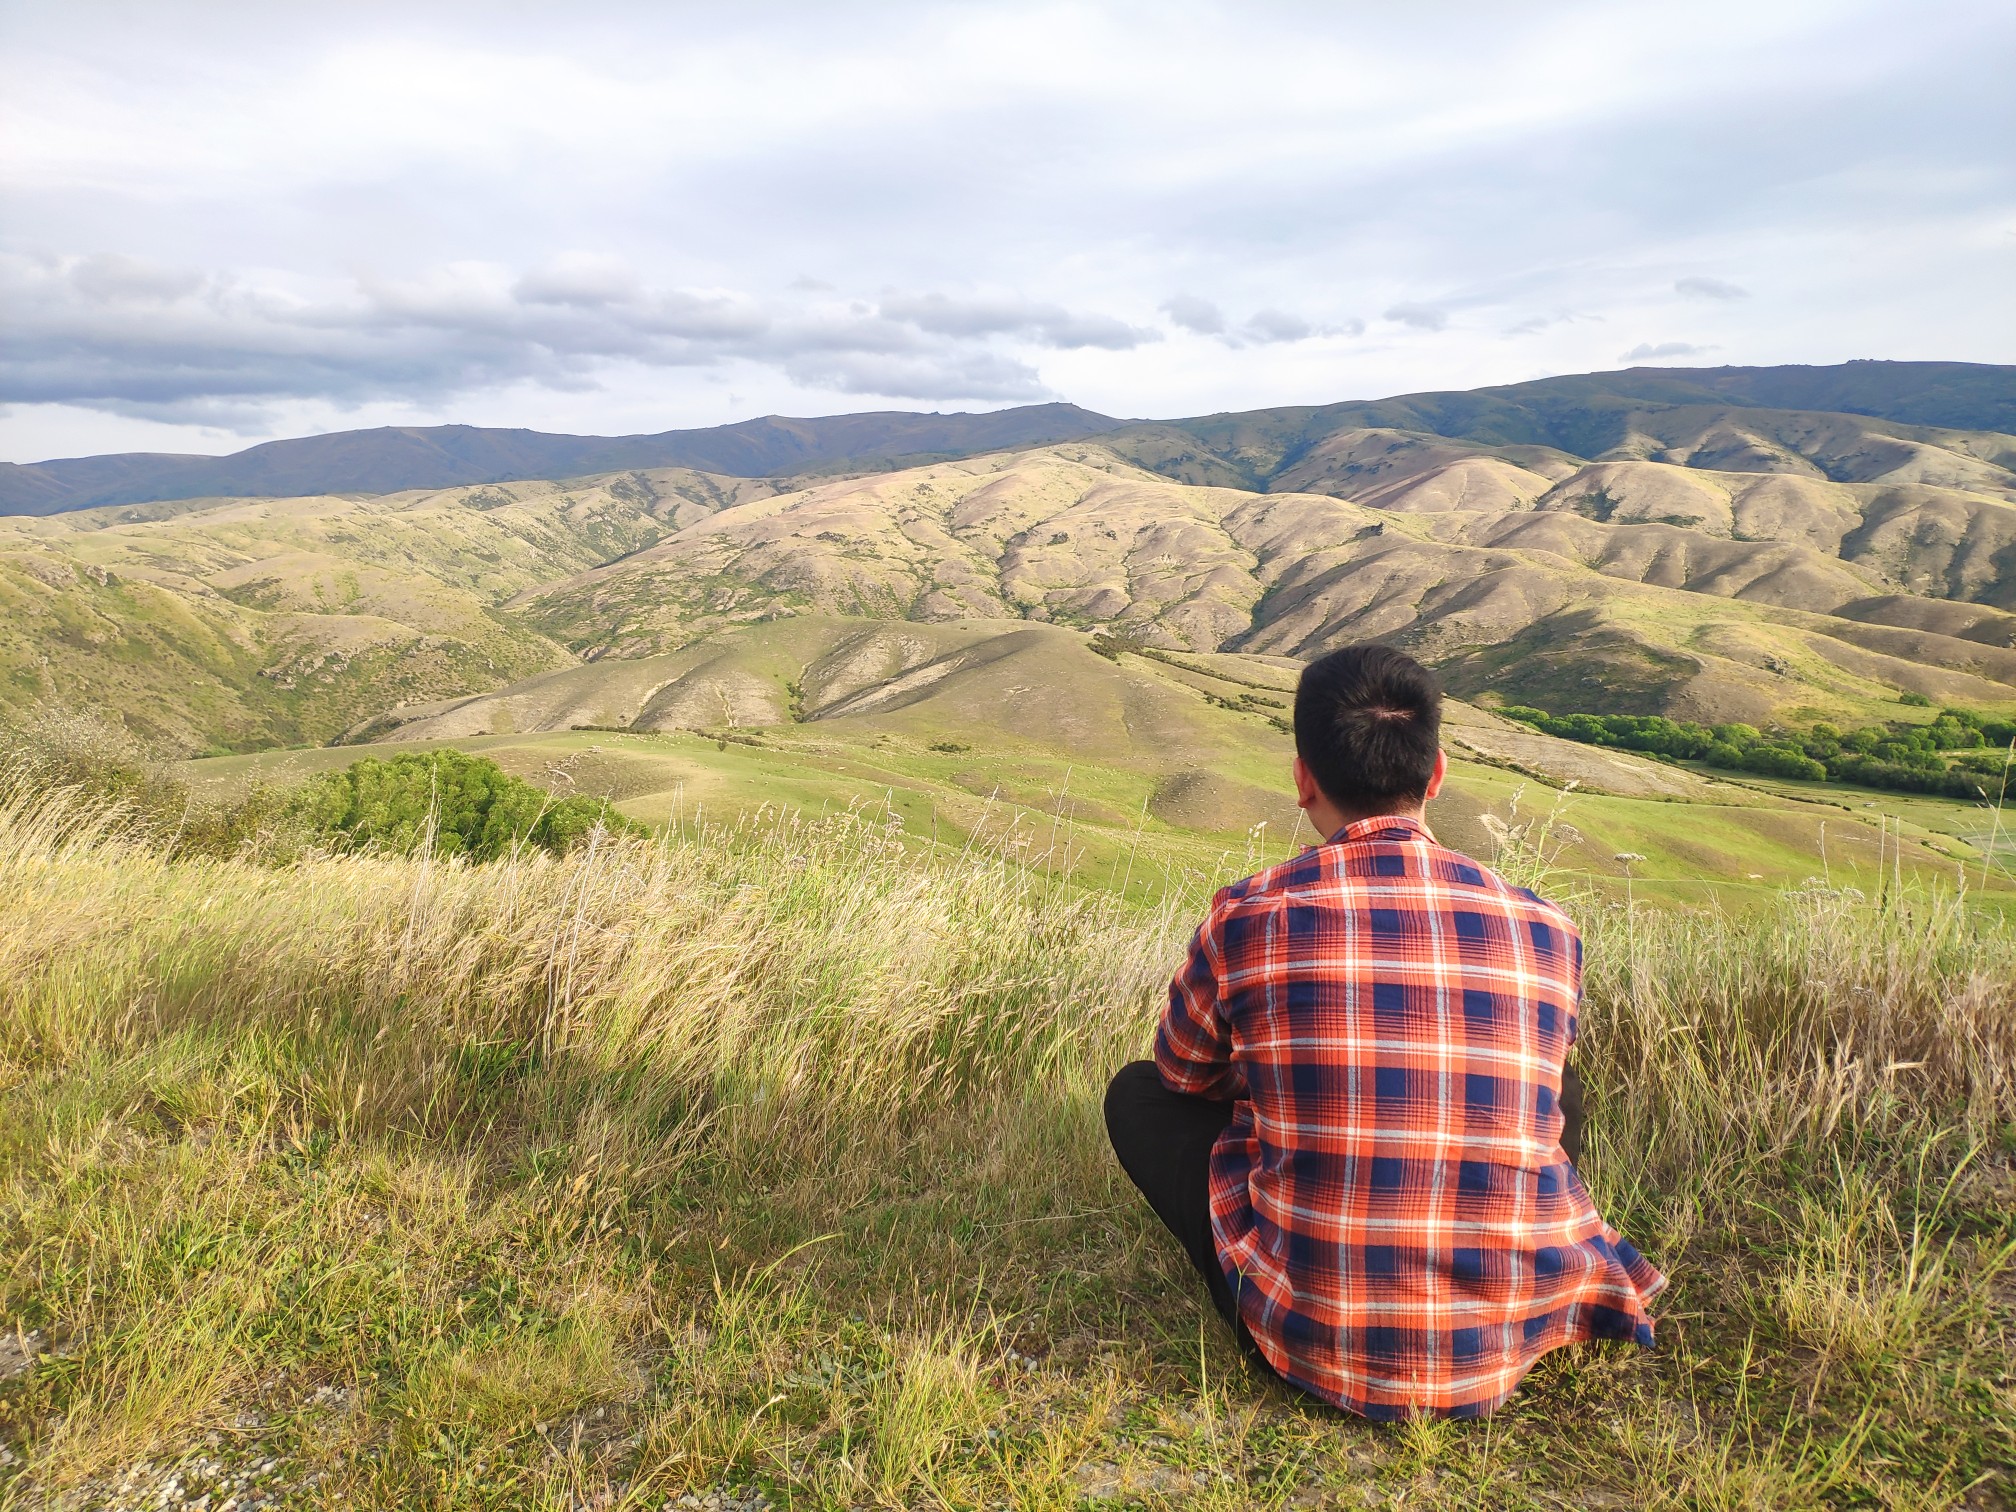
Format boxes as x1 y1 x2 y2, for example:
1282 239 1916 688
1210 839 1580 932
1209 846 1332 912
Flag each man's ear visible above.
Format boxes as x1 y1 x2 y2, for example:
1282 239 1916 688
1292 755 1321 810
1423 748 1448 801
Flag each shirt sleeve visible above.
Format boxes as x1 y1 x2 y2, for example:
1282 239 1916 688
1154 903 1244 1101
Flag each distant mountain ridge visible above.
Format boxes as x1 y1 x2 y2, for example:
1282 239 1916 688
0 404 1128 516
6 361 2012 517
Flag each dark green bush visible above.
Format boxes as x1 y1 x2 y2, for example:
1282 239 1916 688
1088 632 1148 661
1829 758 1984 799
293 749 639 861
1734 744 1828 782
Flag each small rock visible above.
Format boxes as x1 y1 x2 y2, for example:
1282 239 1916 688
0 1328 47 1383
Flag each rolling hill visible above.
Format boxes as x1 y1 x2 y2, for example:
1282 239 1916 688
0 467 777 748
8 359 2016 763
507 439 2016 724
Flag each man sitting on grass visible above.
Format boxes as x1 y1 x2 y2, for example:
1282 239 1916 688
1105 643 1665 1420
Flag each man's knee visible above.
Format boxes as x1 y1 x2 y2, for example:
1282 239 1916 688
1104 1060 1162 1139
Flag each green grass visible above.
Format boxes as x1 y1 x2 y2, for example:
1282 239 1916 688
185 718 2016 913
1 774 2013 1509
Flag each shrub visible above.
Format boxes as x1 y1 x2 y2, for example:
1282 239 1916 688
292 749 639 861
1088 632 1147 661
1927 716 1983 750
1735 744 1828 782
1827 757 1983 799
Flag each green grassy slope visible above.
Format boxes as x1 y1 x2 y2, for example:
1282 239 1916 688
187 619 2016 909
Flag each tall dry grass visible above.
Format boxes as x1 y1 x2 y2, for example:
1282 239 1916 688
2 773 2013 1507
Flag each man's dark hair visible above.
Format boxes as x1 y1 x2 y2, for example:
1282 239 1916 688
1293 644 1443 812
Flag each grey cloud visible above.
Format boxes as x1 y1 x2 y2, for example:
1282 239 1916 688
1675 277 1750 300
1384 303 1448 331
1161 294 1226 336
1038 312 1155 350
0 253 1090 413
781 350 1047 401
68 253 206 304
633 293 774 343
1506 311 1602 336
1621 340 1715 361
879 292 1157 350
1244 309 1313 343
512 254 643 309
1163 300 1348 345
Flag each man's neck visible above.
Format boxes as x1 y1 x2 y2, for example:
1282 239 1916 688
1314 802 1427 842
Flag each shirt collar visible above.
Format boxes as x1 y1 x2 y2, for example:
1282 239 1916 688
1327 812 1434 846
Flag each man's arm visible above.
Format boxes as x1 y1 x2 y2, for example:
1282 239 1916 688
1153 913 1244 1101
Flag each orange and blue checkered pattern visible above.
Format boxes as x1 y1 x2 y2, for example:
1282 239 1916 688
1156 814 1665 1419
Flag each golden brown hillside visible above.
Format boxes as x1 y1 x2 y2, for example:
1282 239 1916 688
515 443 2016 724
0 468 776 747
9 368 2016 750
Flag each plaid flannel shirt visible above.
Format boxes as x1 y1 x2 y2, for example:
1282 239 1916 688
1156 813 1665 1419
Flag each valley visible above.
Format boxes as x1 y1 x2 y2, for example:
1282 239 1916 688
186 615 2013 908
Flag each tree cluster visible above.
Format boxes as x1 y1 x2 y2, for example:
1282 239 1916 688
1498 705 2016 801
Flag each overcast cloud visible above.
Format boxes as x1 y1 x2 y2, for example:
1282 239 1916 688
1 0 2011 460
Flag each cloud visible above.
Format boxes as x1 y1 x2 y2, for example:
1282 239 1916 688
1161 293 1226 336
1384 303 1448 331
1162 299 1347 345
782 350 1047 401
67 253 206 304
1621 340 1716 361
4 0 2012 455
0 253 1135 414
1674 276 1750 300
879 292 1157 350
511 252 643 309
1505 311 1602 336
1244 308 1313 343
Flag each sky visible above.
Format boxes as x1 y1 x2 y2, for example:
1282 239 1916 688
1 0 2011 463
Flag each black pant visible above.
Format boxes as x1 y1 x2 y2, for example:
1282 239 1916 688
1102 1061 1265 1359
1102 1060 1586 1351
